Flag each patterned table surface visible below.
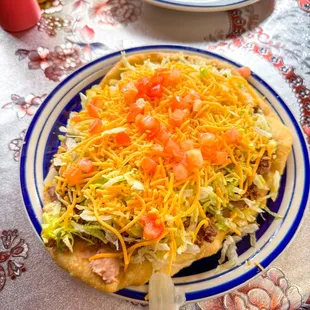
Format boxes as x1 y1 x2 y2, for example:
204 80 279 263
0 0 310 309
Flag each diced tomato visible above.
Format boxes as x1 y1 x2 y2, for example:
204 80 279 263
90 97 103 108
140 213 164 240
171 96 190 111
172 150 186 162
200 133 216 146
122 82 138 103
155 125 171 145
213 151 228 165
202 148 229 165
169 69 181 82
201 146 217 161
136 74 164 99
115 132 131 146
193 99 202 112
127 99 145 123
181 139 195 151
237 67 251 79
161 69 181 86
144 221 164 239
71 115 81 123
136 77 150 96
140 213 158 226
150 74 164 85
135 113 144 126
173 163 189 181
171 96 182 111
165 138 180 155
78 158 94 173
156 68 181 86
169 109 189 127
63 166 83 186
87 103 101 118
224 128 241 144
182 90 201 105
152 144 164 155
141 157 157 175
186 149 204 168
137 116 161 140
89 118 103 134
146 83 162 98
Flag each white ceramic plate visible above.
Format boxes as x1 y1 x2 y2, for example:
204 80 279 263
20 45 310 304
144 0 260 12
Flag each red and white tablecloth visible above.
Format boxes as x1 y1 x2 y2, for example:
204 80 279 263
0 0 310 309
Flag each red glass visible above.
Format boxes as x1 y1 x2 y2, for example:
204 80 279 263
0 0 41 32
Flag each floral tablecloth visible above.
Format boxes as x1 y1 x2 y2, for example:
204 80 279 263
1 0 310 309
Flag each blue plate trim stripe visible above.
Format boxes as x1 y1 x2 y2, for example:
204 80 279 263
20 45 310 302
149 0 253 8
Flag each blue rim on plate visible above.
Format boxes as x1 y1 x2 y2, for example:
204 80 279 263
20 45 310 303
144 0 260 12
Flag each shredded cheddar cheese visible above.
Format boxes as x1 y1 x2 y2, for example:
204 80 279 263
42 54 278 277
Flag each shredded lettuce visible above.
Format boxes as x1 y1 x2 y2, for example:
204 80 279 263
200 67 209 77
79 209 113 222
155 243 170 251
53 157 65 167
124 172 144 191
102 175 125 188
254 127 273 138
128 223 143 238
144 58 160 70
80 92 87 109
42 201 63 243
176 231 197 255
65 137 77 151
227 185 245 200
242 198 264 213
183 189 193 198
130 246 158 264
270 171 281 201
58 134 65 142
121 51 135 70
263 205 282 219
105 229 119 250
218 235 241 264
199 186 213 200
250 233 256 247
71 222 108 243
255 113 271 131
209 192 222 206
44 167 58 185
101 127 126 137
219 68 232 77
239 223 259 235
268 139 277 155
253 174 269 190
254 113 272 138
63 235 74 252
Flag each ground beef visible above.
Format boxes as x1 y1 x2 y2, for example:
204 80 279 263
257 156 272 175
253 105 260 114
47 186 57 201
195 221 218 245
183 217 191 229
244 184 259 200
45 239 56 248
230 200 246 209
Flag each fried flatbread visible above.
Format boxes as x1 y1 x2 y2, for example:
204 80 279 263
44 52 292 293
